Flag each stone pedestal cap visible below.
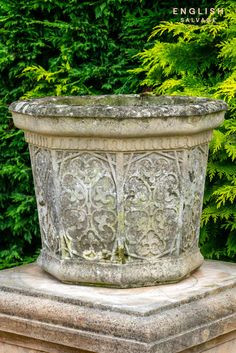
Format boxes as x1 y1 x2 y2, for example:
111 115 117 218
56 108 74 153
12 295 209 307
0 261 235 353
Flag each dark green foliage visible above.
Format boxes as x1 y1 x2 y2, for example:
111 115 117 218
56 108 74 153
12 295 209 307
132 0 236 261
0 0 172 99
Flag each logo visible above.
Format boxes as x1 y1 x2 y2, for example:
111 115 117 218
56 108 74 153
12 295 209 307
172 8 224 23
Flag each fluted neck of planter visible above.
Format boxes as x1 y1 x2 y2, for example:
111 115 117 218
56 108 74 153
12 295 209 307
10 95 227 288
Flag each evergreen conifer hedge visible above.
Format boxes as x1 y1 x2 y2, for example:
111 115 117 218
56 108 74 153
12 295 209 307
1 0 230 269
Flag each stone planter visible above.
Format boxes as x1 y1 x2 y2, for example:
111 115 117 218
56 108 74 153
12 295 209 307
10 95 227 288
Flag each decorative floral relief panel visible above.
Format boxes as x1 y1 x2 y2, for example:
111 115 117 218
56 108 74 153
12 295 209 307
29 144 208 264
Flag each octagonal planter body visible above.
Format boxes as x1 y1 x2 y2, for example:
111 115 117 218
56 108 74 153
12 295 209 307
10 95 227 288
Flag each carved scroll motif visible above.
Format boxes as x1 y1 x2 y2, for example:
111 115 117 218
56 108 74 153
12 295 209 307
181 144 209 252
30 145 208 264
123 151 182 261
58 152 117 261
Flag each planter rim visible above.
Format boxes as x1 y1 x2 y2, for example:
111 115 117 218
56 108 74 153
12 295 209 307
9 94 227 119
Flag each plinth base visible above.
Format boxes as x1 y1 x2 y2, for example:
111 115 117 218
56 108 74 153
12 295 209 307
0 260 236 353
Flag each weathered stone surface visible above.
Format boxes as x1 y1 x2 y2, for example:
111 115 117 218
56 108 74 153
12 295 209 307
9 95 227 287
181 331 236 353
0 261 235 353
9 95 227 118
0 343 39 353
33 144 207 287
0 332 90 353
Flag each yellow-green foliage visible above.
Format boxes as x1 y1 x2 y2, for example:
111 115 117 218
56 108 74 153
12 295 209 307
132 0 236 261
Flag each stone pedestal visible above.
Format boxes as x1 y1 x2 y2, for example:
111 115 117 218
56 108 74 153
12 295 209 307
0 260 235 353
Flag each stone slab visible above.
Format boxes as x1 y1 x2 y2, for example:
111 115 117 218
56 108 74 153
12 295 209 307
0 260 236 353
0 330 90 353
0 342 41 353
181 331 236 353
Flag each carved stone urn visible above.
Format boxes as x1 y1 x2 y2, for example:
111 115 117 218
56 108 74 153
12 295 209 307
10 95 227 288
